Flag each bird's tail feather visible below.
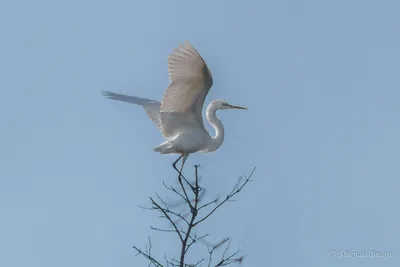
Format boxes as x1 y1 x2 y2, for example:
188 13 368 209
153 139 178 154
101 90 160 106
153 142 170 154
102 90 163 130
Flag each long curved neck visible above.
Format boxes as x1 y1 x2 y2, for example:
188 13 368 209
205 103 224 152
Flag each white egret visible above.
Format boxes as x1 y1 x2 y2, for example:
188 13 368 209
102 41 246 176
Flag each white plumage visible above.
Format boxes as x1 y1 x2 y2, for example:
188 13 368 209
102 41 246 174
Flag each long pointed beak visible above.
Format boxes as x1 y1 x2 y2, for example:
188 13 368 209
227 104 247 110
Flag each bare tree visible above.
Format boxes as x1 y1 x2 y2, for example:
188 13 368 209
133 165 256 267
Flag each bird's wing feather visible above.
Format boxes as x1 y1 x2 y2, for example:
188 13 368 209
102 90 162 130
160 41 213 137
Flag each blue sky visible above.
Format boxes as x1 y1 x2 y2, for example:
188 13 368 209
1 0 399 266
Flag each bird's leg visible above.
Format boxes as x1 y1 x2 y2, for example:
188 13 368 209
172 155 183 172
172 154 192 206
179 155 197 193
172 154 195 191
173 155 190 186
172 155 185 182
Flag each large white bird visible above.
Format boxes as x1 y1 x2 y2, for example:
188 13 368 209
102 41 246 175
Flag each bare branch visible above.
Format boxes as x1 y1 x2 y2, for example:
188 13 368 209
133 165 255 267
156 192 169 209
133 237 164 267
194 167 256 227
150 197 183 242
163 181 189 206
198 197 219 211
150 226 177 233
178 164 201 267
185 233 209 254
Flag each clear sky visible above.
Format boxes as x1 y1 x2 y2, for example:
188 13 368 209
1 0 399 266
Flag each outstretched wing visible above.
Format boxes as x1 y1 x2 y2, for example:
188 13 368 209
102 90 162 130
160 41 213 138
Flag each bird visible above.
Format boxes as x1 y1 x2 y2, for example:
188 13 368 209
102 41 246 177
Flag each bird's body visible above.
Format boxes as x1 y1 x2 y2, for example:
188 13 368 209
154 125 210 154
102 41 246 172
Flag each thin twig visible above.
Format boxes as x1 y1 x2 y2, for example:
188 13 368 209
194 167 256 226
198 198 219 211
150 197 183 242
133 237 164 267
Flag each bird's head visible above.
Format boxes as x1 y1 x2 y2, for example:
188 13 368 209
212 99 247 111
